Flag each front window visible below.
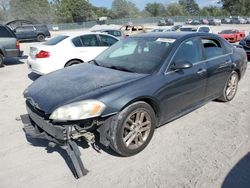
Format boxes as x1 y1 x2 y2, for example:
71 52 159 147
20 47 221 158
172 38 202 65
99 34 118 46
94 37 174 74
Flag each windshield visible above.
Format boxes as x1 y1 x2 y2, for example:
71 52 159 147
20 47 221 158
220 30 236 34
180 27 196 32
44 35 69 45
94 37 174 74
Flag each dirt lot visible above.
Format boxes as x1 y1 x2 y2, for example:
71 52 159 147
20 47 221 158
0 24 250 188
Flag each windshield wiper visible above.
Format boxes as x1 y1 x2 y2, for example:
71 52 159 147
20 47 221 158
89 59 100 66
109 66 134 73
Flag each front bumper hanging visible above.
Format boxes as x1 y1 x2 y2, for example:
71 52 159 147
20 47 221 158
21 113 89 179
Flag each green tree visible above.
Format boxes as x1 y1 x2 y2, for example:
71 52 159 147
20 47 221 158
144 2 165 17
200 6 229 17
165 3 184 16
220 0 250 16
52 0 96 23
111 0 139 18
179 0 200 15
9 0 52 23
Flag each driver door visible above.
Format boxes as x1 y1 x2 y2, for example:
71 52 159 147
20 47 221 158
158 37 207 121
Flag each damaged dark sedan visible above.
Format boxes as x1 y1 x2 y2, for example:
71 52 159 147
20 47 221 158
22 32 248 178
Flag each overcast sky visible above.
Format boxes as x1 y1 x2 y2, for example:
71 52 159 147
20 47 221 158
89 0 219 10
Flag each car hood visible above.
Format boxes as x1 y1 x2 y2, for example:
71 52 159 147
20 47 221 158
219 33 235 37
24 63 146 114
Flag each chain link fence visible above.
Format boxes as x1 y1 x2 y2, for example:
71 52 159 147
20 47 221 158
47 16 237 31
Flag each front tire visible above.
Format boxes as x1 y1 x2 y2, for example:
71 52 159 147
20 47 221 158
0 54 4 68
109 101 156 156
217 71 239 102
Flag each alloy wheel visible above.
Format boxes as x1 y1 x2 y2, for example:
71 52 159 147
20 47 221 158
122 110 152 150
226 73 238 100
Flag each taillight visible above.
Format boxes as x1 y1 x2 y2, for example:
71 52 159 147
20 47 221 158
16 40 20 49
35 50 50 58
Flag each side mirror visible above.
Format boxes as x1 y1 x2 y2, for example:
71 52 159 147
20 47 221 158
171 61 193 70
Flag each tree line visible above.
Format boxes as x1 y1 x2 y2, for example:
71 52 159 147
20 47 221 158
0 0 249 24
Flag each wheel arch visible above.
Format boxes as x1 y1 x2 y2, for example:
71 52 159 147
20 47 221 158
234 68 241 80
64 58 84 67
120 96 161 125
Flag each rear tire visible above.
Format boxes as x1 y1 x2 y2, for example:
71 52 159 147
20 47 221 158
108 101 156 157
37 34 45 42
217 71 239 102
65 60 82 67
0 54 4 68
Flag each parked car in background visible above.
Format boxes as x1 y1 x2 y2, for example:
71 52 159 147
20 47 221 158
23 32 248 178
13 24 51 42
191 19 201 25
231 17 246 24
208 19 221 25
151 28 169 32
180 25 213 33
0 24 22 67
218 29 245 43
167 25 183 31
158 18 174 26
185 19 193 24
239 34 250 60
221 18 232 24
246 18 250 24
27 32 119 75
5 19 33 30
92 29 125 39
120 24 145 36
200 19 209 25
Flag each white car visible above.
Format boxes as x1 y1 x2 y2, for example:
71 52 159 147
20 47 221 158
180 25 213 33
27 32 119 75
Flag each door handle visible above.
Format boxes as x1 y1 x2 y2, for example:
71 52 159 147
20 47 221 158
225 59 231 64
197 69 206 75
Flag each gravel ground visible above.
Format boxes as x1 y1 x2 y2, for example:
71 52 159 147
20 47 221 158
0 24 250 188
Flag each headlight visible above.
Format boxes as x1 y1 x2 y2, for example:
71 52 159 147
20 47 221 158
49 100 106 121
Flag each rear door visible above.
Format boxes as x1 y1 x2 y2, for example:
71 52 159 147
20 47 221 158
71 34 102 61
201 37 232 99
160 37 207 121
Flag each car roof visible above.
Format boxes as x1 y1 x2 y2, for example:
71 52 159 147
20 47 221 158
129 32 217 40
56 31 120 40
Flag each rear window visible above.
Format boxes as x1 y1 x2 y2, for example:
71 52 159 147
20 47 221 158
0 26 15 38
44 35 68 45
202 38 224 59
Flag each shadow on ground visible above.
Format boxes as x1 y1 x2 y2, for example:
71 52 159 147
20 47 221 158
28 72 41 81
3 57 24 66
222 152 250 188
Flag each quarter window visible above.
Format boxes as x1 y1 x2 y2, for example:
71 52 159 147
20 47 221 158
72 37 82 47
202 38 224 59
